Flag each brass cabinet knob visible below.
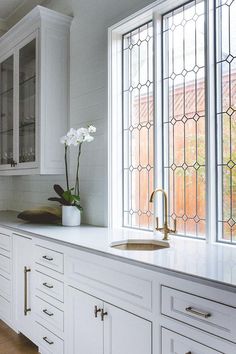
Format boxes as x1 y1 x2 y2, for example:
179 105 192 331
101 309 108 321
94 305 101 318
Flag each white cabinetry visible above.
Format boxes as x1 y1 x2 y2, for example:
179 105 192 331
0 6 72 175
67 287 152 354
33 241 65 354
0 228 12 325
13 233 35 342
0 224 234 354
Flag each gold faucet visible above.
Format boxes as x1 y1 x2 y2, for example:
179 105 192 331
149 188 177 240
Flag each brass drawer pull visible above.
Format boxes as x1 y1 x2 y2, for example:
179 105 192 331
43 336 54 345
101 309 108 321
43 282 54 289
42 255 53 261
43 309 54 317
185 306 211 318
94 305 101 318
24 267 31 316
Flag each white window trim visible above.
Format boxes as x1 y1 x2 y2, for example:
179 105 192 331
108 0 221 245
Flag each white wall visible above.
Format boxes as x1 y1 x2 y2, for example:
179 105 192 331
3 0 155 226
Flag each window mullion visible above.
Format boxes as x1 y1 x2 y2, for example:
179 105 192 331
206 0 217 243
153 13 164 226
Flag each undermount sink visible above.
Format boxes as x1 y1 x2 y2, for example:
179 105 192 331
110 239 170 251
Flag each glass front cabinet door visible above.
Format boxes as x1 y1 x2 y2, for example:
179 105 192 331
18 37 37 167
0 6 71 175
0 54 14 169
0 34 37 172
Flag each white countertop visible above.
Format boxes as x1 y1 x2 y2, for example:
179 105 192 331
0 211 236 289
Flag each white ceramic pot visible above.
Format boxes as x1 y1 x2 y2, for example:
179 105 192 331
62 205 81 226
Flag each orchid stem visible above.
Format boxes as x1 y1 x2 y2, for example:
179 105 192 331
75 143 82 195
65 145 69 191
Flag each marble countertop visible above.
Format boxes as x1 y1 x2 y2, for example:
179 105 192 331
0 211 236 289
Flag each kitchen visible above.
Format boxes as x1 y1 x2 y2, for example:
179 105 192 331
0 0 235 353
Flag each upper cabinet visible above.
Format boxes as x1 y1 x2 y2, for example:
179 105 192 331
0 6 72 175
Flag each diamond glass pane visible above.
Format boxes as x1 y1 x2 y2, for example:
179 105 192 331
163 1 206 238
123 21 154 229
216 0 236 243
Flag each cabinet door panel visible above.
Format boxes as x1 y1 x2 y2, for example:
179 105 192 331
0 55 14 168
104 303 152 354
66 287 103 354
18 38 36 165
13 234 35 341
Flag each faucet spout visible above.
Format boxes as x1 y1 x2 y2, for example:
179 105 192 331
149 188 176 240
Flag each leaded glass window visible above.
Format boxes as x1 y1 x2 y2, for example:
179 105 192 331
117 0 236 244
216 0 236 243
162 1 206 238
122 21 154 229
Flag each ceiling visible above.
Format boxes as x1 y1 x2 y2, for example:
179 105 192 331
0 0 27 20
0 0 48 33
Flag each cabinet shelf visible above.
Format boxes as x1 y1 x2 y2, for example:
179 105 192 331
19 75 36 86
0 122 35 135
0 87 13 96
19 122 35 129
0 127 13 134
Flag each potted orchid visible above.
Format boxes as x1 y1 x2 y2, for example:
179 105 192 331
49 125 96 226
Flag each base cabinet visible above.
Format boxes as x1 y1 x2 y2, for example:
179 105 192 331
13 234 35 342
66 287 152 354
0 225 235 354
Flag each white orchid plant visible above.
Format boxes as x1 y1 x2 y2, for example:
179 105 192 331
49 125 96 211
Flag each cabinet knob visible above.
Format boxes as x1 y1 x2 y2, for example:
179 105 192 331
101 309 108 321
11 159 17 167
94 305 101 318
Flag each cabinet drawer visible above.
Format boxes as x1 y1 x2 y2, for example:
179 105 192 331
162 328 222 354
0 274 10 299
161 286 236 342
67 252 152 311
0 233 11 252
35 271 64 302
0 295 10 321
35 245 64 273
35 296 64 334
0 254 10 276
36 323 63 354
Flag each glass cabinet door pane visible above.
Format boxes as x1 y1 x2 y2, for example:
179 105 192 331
19 39 36 163
0 56 14 165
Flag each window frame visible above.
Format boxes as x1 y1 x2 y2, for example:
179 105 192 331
108 0 234 245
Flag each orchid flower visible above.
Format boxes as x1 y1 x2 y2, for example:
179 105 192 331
60 125 96 197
